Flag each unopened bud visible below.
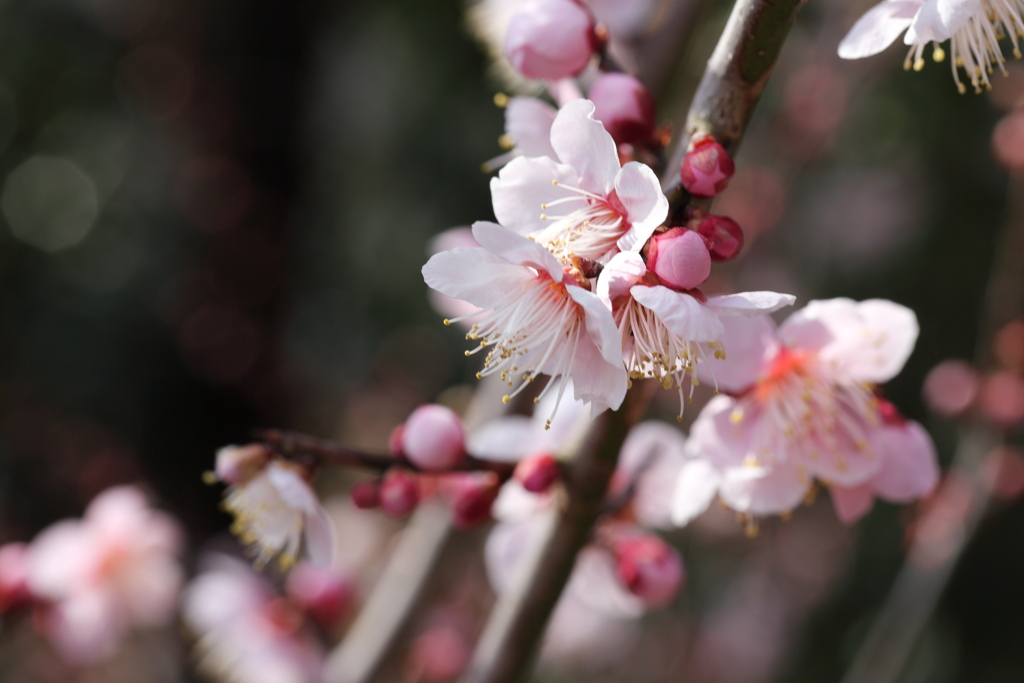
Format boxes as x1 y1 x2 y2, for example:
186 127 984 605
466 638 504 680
875 398 907 427
505 0 595 80
285 562 354 627
449 473 500 529
351 480 381 510
380 469 420 518
387 423 405 456
646 227 711 291
588 73 656 146
0 543 31 613
411 626 471 682
614 535 684 608
680 137 735 198
693 214 744 262
214 444 270 485
513 453 561 493
402 404 466 471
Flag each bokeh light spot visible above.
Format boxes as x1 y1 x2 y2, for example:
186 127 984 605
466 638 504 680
1 156 99 252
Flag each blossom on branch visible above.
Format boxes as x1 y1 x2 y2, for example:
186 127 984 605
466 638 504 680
491 99 668 263
672 299 939 529
597 250 795 418
837 0 1024 93
422 220 627 419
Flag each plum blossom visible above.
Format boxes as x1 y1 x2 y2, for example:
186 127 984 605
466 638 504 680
837 0 1024 93
672 299 940 528
597 250 795 418
422 220 627 420
26 486 183 664
491 99 668 263
183 555 325 683
216 445 334 569
484 96 559 172
504 0 596 80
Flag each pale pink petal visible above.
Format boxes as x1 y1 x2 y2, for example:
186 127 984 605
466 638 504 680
905 0 978 43
120 557 183 625
472 221 565 280
422 246 535 309
617 421 686 476
530 384 592 451
838 0 921 59
428 226 478 254
567 285 622 368
613 162 669 253
505 96 558 159
870 420 940 502
46 589 123 664
484 517 548 593
618 421 688 528
671 460 722 526
549 99 620 194
302 507 335 567
492 481 552 522
567 546 645 618
267 462 321 516
830 483 875 523
778 300 838 352
596 251 646 306
686 394 756 469
26 521 88 599
632 285 725 342
718 463 809 516
567 331 628 415
491 156 579 236
469 416 535 461
803 419 882 487
695 314 780 395
705 291 796 317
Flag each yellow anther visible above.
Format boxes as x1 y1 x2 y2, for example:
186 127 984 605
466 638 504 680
475 372 482 379
443 319 451 326
202 471 218 485
957 82 967 94
465 350 472 356
551 179 559 185
533 397 540 403
913 57 925 71
540 214 547 220
933 46 946 62
498 133 514 149
729 409 744 424
502 395 511 404
493 92 509 107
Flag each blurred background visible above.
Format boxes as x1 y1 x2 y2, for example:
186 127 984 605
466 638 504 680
0 0 1022 680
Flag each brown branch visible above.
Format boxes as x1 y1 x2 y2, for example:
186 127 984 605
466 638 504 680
259 429 518 480
458 382 655 683
661 0 805 207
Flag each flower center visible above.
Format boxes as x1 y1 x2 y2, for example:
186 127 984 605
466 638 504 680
616 294 724 421
536 180 628 262
459 270 585 428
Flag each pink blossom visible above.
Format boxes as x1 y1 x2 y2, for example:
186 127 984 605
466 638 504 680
215 443 270 485
284 562 354 628
422 220 627 418
491 99 668 263
505 0 595 80
837 0 1022 93
219 457 335 569
26 486 183 664
401 404 467 470
680 137 735 198
597 250 794 418
922 359 979 417
485 97 560 172
426 228 483 326
183 555 325 683
674 299 939 525
587 72 656 146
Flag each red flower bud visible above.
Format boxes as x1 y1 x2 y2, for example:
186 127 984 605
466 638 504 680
646 227 711 291
680 137 734 198
0 543 31 613
285 562 354 627
693 214 744 262
351 480 381 510
614 535 684 608
513 453 561 493
449 473 500 529
379 469 420 518
588 73 656 146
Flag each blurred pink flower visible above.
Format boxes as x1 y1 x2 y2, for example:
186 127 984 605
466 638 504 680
491 99 667 262
422 220 627 417
217 448 334 569
505 0 595 80
183 554 325 683
675 299 938 525
26 485 183 664
922 359 979 417
484 96 560 172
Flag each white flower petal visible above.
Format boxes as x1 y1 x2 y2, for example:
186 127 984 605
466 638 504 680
567 285 623 369
838 0 922 59
905 0 978 42
613 162 669 253
671 460 722 526
686 394 755 469
491 156 579 237
505 96 559 159
695 314 779 395
705 291 797 317
468 416 535 461
596 251 646 306
422 246 535 309
549 99 620 194
302 507 335 567
869 420 939 502
568 331 628 416
719 462 809 516
471 221 565 280
632 285 725 342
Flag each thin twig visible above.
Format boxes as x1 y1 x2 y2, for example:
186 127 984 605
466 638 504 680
259 429 517 480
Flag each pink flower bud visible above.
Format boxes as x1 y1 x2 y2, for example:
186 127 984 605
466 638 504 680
214 443 269 484
513 453 561 493
402 405 466 471
449 473 500 529
693 214 744 262
587 73 656 146
505 0 595 80
351 480 381 510
387 423 405 456
380 469 420 518
411 626 471 682
285 562 354 627
646 227 711 291
923 360 979 418
680 137 735 198
0 543 31 613
614 535 684 608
